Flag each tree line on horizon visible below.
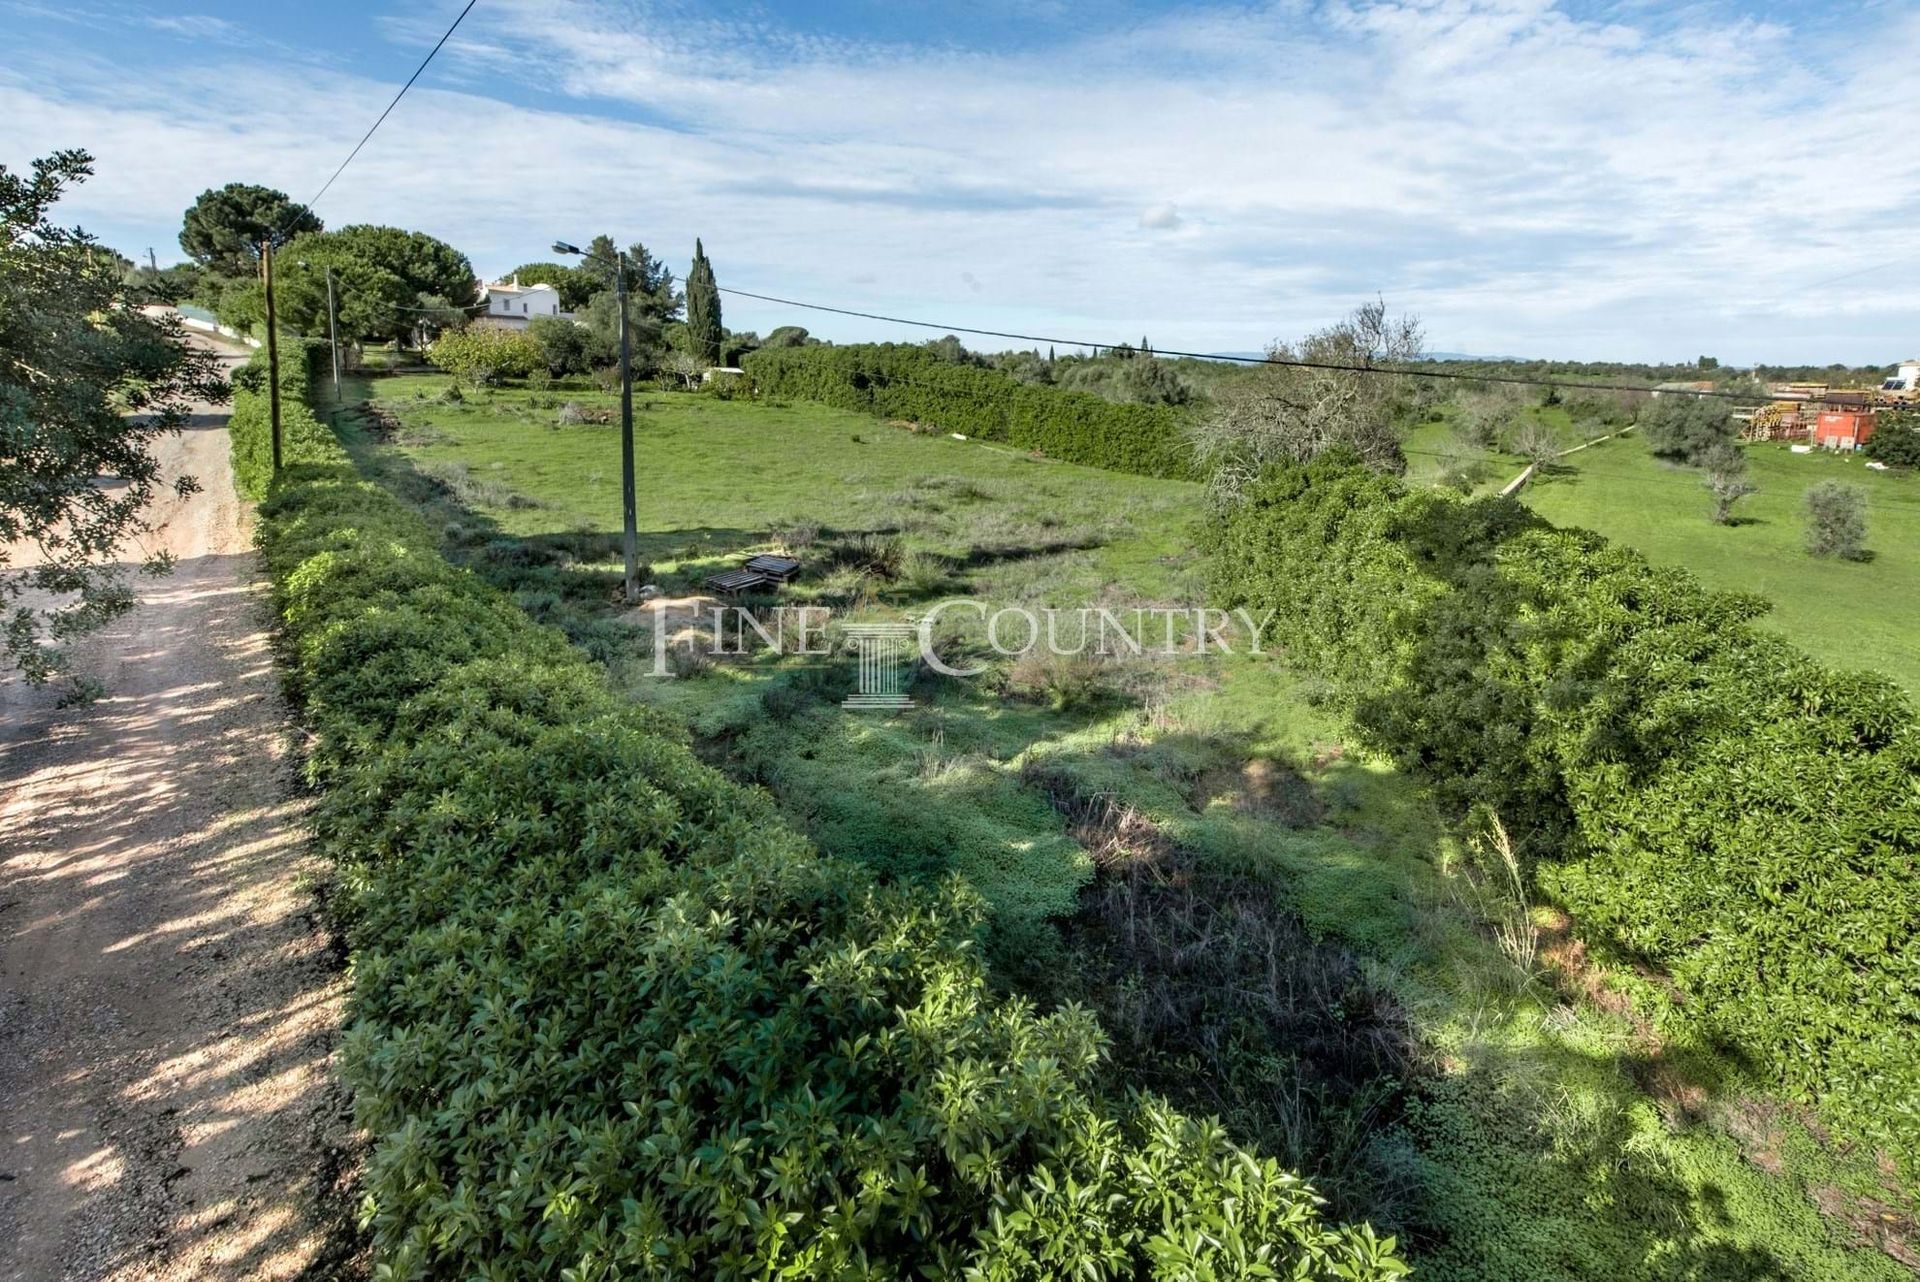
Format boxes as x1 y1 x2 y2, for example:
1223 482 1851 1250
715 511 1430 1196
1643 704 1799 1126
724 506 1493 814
117 180 746 377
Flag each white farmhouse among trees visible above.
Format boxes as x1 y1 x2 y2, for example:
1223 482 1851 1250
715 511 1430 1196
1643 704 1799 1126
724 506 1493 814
476 276 571 329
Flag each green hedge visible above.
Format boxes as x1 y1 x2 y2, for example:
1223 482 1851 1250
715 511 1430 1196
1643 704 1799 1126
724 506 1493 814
1202 454 1920 1180
229 335 334 499
228 355 1405 1279
742 344 1198 480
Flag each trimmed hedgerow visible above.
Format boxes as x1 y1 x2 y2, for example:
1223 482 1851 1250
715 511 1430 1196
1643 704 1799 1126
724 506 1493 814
229 335 334 500
230 356 1406 1279
1201 453 1920 1184
742 343 1198 480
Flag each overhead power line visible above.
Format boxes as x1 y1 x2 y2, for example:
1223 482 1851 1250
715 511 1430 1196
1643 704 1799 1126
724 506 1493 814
717 285 1877 409
275 0 480 243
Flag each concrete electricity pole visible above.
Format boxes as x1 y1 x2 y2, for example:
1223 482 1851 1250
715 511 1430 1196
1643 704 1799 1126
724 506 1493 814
260 239 283 473
554 240 641 602
325 265 342 402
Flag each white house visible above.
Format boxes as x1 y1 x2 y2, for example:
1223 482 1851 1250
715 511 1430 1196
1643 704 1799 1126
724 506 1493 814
475 277 570 329
1882 358 1920 396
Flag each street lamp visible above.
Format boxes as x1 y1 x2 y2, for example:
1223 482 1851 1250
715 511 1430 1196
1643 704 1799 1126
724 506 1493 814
554 239 639 603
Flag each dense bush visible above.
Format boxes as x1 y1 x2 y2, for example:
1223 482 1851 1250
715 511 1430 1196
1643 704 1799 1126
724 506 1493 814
743 343 1197 479
1202 454 1920 1182
1864 413 1920 468
229 355 1404 1279
428 325 541 386
527 313 607 376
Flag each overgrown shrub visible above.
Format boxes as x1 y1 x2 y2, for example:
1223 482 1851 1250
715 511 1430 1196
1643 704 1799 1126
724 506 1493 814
824 530 905 579
1804 480 1868 559
1863 413 1920 468
427 325 541 386
1202 453 1920 1183
228 353 1405 1279
743 343 1197 479
1003 649 1116 711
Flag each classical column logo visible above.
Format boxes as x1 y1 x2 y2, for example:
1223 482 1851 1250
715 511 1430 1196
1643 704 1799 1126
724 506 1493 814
842 623 916 710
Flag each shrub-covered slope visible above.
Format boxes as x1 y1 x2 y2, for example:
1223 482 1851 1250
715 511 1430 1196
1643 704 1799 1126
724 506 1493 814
230 353 1405 1278
1203 454 1920 1187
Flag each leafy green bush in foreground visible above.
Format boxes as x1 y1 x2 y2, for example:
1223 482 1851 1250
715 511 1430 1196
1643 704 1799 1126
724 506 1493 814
1203 454 1920 1187
233 357 1404 1278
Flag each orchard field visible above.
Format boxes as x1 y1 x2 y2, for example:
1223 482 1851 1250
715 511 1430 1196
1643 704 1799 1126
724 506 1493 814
1520 436 1920 695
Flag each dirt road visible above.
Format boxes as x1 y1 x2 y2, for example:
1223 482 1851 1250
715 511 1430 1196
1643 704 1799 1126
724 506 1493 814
0 344 351 1280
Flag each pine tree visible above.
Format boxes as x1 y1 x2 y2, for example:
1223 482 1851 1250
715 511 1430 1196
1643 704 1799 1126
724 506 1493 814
685 239 722 366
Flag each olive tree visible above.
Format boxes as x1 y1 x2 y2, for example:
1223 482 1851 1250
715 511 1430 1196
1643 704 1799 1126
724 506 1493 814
1699 443 1757 524
1804 481 1867 559
3 150 224 687
1192 300 1422 503
663 350 707 391
1508 420 1562 469
1640 394 1735 463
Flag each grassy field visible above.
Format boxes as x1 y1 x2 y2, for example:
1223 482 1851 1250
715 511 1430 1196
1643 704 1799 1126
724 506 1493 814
1520 435 1920 695
360 373 1197 600
330 373 1912 1279
1405 408 1920 696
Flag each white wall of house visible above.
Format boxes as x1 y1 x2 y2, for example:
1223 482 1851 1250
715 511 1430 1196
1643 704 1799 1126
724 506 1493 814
476 281 565 329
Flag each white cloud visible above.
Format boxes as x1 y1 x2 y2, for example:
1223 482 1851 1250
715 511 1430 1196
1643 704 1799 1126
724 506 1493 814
1139 203 1182 231
143 14 242 41
5 0 1918 362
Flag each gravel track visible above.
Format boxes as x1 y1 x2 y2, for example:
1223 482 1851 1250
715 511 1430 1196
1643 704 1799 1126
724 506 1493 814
0 342 353 1281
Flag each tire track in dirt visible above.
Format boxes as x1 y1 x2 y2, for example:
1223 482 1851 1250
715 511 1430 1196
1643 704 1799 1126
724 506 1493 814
0 343 354 1281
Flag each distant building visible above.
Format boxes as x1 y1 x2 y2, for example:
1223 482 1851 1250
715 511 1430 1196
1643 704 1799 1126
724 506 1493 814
1652 380 1717 396
475 277 570 329
1814 410 1878 451
1768 382 1829 401
1881 359 1920 396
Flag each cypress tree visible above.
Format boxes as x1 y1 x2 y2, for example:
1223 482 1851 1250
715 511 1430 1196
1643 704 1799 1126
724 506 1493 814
685 238 722 365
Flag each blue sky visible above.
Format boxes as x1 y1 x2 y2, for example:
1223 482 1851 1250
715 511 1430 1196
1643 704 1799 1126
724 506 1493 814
4 0 1917 364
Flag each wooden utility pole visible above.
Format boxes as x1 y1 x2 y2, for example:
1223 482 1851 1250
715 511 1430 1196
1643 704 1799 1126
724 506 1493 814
261 239 283 472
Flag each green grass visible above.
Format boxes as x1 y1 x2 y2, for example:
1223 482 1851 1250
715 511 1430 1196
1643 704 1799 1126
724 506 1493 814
1519 434 1920 695
333 373 1913 1279
364 373 1197 600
